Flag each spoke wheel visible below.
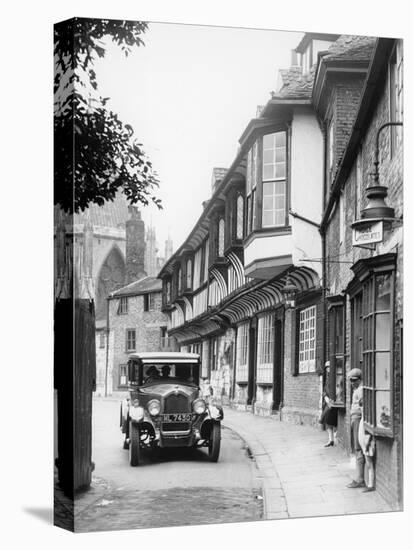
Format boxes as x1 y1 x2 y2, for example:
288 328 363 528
208 421 221 462
129 421 141 466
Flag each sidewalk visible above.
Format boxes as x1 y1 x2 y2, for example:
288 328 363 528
222 407 396 521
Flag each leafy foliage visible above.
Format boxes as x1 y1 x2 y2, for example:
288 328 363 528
54 18 162 213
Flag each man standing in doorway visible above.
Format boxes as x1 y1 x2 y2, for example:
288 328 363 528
347 368 365 488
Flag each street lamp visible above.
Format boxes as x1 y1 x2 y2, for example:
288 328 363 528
282 276 298 309
352 121 402 248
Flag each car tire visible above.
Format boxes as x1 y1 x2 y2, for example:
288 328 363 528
208 421 221 462
129 421 141 466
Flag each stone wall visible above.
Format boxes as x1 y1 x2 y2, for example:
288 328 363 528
108 291 168 392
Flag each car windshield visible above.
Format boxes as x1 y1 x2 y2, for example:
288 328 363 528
141 363 199 385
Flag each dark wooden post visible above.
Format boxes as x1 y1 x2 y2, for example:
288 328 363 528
54 211 95 499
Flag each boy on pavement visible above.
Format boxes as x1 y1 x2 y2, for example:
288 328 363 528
347 368 365 489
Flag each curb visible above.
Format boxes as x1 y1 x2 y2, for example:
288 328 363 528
222 418 289 521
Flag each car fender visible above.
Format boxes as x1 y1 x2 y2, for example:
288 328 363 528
121 397 130 420
208 402 224 421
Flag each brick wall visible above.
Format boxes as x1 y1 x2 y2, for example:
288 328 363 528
282 302 323 426
109 291 168 392
324 46 403 508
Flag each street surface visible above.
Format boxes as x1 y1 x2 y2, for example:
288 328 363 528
72 398 263 532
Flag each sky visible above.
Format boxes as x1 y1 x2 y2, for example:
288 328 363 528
94 22 303 255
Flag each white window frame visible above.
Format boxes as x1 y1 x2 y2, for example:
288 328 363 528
236 194 244 240
236 322 249 382
262 131 287 228
298 306 316 373
117 296 128 315
256 314 274 383
126 329 136 352
119 364 128 387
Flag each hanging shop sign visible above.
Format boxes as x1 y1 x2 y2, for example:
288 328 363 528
352 220 383 247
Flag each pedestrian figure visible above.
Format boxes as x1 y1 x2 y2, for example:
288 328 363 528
346 368 375 491
358 412 376 492
319 361 338 447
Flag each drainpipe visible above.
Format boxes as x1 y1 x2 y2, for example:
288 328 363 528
104 296 110 397
320 123 328 370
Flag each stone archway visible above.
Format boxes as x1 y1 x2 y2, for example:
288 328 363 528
95 245 126 320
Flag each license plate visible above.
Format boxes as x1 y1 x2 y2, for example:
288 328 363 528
162 413 194 422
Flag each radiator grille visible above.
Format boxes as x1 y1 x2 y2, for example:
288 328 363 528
164 393 190 413
161 422 190 432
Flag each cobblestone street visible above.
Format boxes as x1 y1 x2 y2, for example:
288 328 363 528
75 486 262 532
54 398 263 532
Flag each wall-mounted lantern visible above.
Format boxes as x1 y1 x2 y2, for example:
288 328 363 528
352 121 402 248
282 276 298 309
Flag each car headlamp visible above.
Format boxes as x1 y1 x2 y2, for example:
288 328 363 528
148 399 161 416
193 398 206 415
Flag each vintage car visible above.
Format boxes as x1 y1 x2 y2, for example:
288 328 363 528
120 352 223 466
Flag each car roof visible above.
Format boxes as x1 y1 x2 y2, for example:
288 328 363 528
128 351 200 364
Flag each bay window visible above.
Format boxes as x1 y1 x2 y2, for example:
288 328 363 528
362 272 393 434
348 254 396 436
245 128 288 236
262 132 287 227
257 314 274 383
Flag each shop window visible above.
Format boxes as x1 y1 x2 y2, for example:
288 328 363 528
117 296 128 315
119 364 128 387
328 300 345 405
361 272 393 434
125 329 136 352
256 314 274 383
236 322 249 382
298 305 316 373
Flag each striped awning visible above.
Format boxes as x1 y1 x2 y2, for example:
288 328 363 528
169 265 320 343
